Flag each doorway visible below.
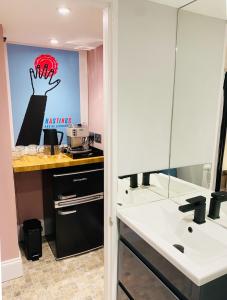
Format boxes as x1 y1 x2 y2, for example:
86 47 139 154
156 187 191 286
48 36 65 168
0 1 115 299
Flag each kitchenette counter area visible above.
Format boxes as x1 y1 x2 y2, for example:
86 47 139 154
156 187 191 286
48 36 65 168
13 151 104 261
12 153 104 173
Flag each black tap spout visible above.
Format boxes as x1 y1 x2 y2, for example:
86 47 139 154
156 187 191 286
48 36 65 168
208 192 227 220
179 196 206 225
119 174 138 189
179 203 197 213
130 174 138 188
142 172 151 186
142 171 160 186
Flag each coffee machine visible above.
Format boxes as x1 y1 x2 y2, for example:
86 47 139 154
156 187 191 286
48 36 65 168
66 124 91 154
66 124 103 159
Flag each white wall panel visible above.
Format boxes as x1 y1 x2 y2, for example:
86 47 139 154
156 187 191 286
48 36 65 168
170 10 226 168
117 0 177 176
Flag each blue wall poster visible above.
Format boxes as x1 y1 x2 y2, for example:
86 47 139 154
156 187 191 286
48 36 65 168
7 44 81 145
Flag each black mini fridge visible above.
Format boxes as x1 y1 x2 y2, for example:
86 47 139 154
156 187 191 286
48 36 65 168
43 162 104 259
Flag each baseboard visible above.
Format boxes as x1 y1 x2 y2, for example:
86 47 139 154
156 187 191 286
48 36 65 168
17 219 45 242
1 255 23 282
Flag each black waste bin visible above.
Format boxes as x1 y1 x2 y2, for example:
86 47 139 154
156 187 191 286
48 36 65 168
23 219 42 261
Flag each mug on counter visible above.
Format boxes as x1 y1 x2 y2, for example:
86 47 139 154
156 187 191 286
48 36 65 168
26 145 44 156
27 144 37 155
12 145 25 160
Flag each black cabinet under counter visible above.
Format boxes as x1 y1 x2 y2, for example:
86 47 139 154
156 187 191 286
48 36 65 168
43 162 104 259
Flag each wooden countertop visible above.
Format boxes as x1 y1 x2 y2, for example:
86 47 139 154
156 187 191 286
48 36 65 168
13 154 104 173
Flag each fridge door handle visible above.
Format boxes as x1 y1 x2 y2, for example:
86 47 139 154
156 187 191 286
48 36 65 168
73 177 88 182
57 209 77 216
55 192 104 208
58 194 77 200
53 168 104 177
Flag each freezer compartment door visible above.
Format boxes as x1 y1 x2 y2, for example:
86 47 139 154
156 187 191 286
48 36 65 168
55 199 104 259
53 168 104 198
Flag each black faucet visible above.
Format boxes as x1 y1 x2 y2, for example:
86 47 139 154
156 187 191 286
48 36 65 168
178 196 206 224
142 171 160 186
208 192 227 220
118 174 138 189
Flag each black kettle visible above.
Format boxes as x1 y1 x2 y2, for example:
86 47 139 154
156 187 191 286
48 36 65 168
43 129 64 155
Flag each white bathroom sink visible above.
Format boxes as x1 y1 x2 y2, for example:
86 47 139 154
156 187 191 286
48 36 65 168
117 199 227 286
117 176 167 207
118 173 207 208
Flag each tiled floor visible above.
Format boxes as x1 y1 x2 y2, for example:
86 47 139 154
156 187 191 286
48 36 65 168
2 241 104 300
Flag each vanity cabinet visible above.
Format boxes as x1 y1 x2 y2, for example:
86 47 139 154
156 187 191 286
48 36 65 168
118 241 178 300
117 285 130 300
118 221 227 300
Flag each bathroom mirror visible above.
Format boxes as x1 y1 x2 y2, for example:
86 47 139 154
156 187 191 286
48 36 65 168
116 0 179 203
117 0 177 180
169 0 226 201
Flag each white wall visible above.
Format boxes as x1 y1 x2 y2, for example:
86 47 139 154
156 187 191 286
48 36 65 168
117 0 177 176
170 10 226 169
176 164 211 188
79 51 89 125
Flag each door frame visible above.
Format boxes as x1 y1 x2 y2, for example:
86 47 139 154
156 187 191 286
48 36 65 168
83 0 119 299
103 2 119 300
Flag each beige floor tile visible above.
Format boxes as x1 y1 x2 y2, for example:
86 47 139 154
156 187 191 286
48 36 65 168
2 241 104 300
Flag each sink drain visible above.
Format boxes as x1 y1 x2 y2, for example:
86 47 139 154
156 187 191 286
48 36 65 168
173 244 184 253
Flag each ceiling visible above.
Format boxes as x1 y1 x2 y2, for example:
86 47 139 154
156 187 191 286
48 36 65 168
0 0 226 51
0 0 104 51
149 0 194 8
182 0 227 20
152 0 227 19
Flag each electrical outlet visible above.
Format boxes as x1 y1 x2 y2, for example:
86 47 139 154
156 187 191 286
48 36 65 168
94 133 102 143
89 132 95 144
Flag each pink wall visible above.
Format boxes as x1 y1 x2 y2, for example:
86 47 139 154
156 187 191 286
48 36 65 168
0 25 19 261
87 45 104 150
14 172 43 224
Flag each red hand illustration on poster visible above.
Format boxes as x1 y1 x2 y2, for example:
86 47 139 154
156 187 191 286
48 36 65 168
16 54 61 146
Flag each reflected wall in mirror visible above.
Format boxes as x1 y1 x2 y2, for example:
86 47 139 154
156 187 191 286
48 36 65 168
116 0 179 203
117 0 177 178
174 164 211 188
169 0 226 200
